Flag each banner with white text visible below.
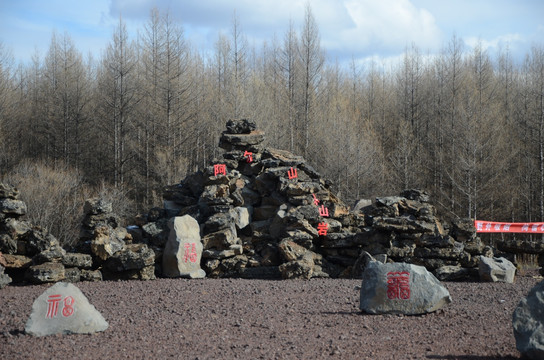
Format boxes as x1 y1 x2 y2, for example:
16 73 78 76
474 220 544 233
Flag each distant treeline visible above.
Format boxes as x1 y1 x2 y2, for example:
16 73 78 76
1 5 543 225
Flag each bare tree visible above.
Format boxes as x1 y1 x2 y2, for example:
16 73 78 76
97 17 139 188
297 3 324 158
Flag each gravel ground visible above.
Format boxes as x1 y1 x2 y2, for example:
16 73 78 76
0 272 540 360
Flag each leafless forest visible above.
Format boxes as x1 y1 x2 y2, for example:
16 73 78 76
1 6 543 247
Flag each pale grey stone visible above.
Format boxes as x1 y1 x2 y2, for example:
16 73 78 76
479 256 516 283
162 215 205 278
25 282 108 336
360 261 451 315
231 206 250 229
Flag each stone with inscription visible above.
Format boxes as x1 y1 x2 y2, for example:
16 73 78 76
162 215 205 278
25 282 108 336
513 280 544 359
478 256 516 283
359 261 451 315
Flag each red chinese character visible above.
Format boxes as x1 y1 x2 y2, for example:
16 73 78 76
183 243 198 263
287 167 297 179
312 194 320 206
243 151 253 163
214 164 226 176
62 296 75 317
317 222 328 236
386 271 410 300
319 205 329 217
46 294 62 318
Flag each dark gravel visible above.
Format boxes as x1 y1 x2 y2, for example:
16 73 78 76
0 273 540 360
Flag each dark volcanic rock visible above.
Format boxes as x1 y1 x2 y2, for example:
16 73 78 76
225 119 257 134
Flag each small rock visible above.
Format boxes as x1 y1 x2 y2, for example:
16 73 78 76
25 262 66 284
479 256 516 283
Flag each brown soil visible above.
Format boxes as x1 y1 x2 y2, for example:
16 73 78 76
0 273 540 360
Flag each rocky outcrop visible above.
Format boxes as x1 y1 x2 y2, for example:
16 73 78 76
126 120 490 280
0 119 507 285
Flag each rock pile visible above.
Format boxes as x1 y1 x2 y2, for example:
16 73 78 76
136 119 491 280
0 184 94 285
0 185 156 285
79 199 155 281
0 120 501 284
352 195 491 281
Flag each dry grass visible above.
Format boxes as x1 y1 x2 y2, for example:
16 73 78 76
2 160 134 249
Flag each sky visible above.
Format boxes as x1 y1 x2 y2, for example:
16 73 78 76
1 0 543 67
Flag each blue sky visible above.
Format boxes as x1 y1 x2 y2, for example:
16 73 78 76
1 0 543 66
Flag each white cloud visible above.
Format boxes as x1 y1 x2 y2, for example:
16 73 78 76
2 0 541 65
106 0 442 60
330 0 441 57
465 34 523 52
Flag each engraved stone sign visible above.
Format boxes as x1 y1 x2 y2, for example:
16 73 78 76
25 282 108 336
163 215 206 278
359 261 451 315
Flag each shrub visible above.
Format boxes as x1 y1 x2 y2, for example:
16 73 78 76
2 160 135 249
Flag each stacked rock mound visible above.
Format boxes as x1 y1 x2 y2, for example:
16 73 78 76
0 186 156 285
0 120 497 284
136 119 490 279
353 195 492 280
78 199 156 281
0 184 95 285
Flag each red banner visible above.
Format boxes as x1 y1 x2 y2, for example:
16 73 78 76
474 220 544 233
